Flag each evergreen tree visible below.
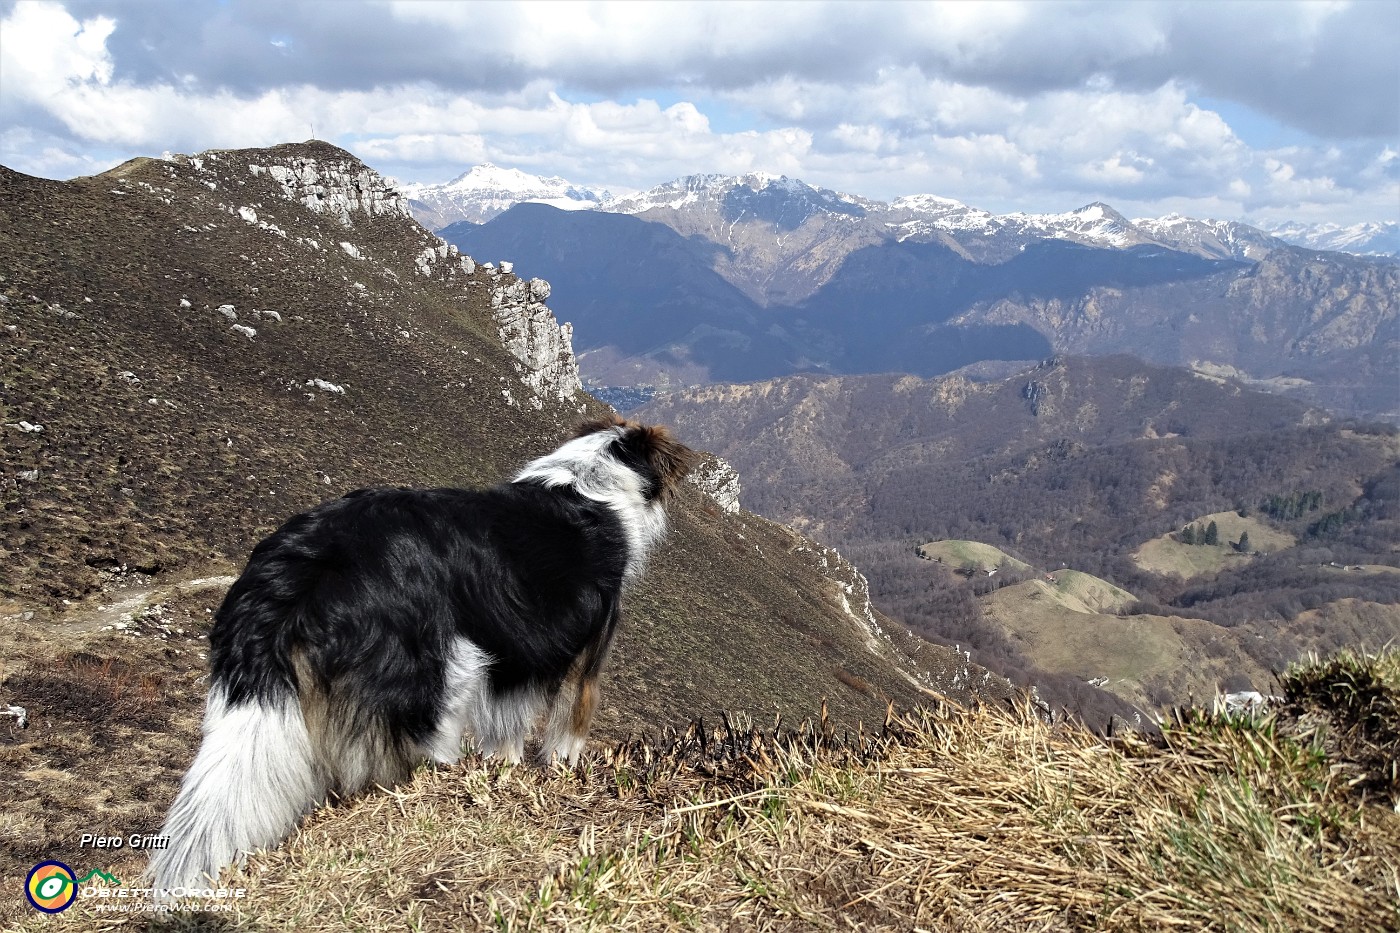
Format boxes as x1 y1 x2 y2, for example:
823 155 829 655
1237 531 1251 553
1204 520 1219 546
1181 524 1197 545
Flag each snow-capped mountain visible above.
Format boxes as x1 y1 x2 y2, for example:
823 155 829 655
886 200 1159 258
1254 220 1400 258
406 162 1393 267
606 172 882 225
1131 215 1286 261
399 163 612 228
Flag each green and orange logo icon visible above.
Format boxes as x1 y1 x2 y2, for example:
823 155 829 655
26 861 77 913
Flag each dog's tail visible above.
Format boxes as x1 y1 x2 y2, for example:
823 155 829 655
146 685 324 894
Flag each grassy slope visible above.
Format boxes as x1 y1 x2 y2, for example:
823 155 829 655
917 539 1033 573
916 542 1252 709
980 581 1269 710
13 650 1397 932
1133 510 1296 579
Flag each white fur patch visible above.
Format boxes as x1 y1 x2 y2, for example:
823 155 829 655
422 637 554 764
513 428 669 578
467 681 548 764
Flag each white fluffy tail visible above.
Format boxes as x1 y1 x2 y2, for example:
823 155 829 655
147 689 324 894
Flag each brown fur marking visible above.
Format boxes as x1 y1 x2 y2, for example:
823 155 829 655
571 675 600 734
637 424 698 500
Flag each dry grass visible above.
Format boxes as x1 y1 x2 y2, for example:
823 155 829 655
22 652 1396 933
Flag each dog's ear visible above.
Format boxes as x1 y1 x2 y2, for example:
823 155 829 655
625 424 698 501
572 414 627 438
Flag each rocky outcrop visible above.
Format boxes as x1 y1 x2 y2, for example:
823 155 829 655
248 156 412 226
787 537 888 652
490 277 582 406
687 455 742 512
156 143 584 409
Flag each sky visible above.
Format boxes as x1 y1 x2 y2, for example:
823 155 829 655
1 0 1396 226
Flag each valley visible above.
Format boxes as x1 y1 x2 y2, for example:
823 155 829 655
639 358 1400 716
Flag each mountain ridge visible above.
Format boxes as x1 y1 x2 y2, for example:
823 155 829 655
445 202 1397 419
410 162 1394 262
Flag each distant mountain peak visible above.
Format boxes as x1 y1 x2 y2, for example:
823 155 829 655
1254 219 1400 258
605 171 874 224
401 163 611 227
439 162 577 194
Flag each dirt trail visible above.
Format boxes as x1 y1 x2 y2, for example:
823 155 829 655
50 574 237 635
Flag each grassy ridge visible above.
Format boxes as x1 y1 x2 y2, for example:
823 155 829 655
1133 510 1296 579
29 651 1395 932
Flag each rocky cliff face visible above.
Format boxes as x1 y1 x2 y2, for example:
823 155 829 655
249 155 413 225
489 276 582 406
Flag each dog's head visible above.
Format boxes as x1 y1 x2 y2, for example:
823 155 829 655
573 415 698 504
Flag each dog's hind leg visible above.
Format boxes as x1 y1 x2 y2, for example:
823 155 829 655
539 673 598 766
465 685 542 764
419 638 492 766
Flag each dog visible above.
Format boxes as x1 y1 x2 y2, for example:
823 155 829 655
147 416 695 893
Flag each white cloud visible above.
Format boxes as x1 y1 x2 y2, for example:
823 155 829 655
0 2 115 98
0 0 1393 226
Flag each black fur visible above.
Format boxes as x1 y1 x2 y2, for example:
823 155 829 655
209 483 630 746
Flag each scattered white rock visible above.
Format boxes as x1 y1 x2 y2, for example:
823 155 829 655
230 324 257 339
340 241 362 259
688 457 742 512
14 421 44 433
306 378 346 394
179 298 192 309
218 304 237 319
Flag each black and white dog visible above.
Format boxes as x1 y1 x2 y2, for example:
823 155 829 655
148 417 695 893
